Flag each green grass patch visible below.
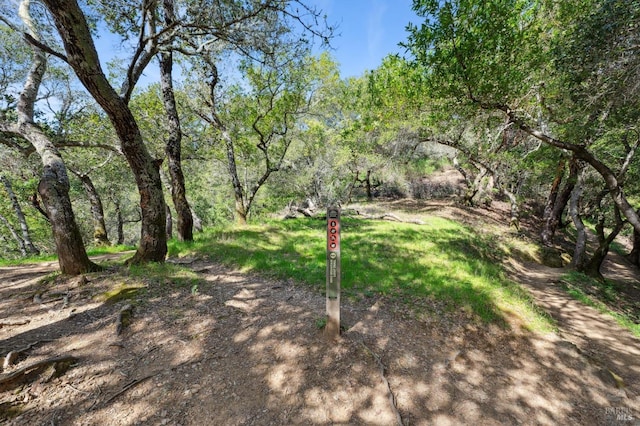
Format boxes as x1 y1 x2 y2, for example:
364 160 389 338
127 262 201 290
87 244 136 256
0 244 135 267
98 283 147 304
560 271 640 337
0 253 58 267
170 216 553 331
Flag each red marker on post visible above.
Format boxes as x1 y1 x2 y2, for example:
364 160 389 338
326 206 341 339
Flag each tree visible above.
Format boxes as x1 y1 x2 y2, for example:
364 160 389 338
406 0 640 276
158 0 193 241
0 174 39 254
40 0 168 264
68 165 111 246
0 0 99 274
196 52 324 224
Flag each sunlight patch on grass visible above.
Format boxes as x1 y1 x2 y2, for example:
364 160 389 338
169 216 553 331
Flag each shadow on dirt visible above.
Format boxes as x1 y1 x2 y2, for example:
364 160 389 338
2 257 638 425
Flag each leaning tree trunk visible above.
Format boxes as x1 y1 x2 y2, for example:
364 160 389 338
43 0 167 264
582 213 626 281
541 157 578 246
159 1 193 242
37 153 101 274
0 175 39 254
0 212 28 256
7 0 98 274
221 129 248 225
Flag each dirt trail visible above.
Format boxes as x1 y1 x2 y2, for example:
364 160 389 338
1 247 639 424
509 257 640 412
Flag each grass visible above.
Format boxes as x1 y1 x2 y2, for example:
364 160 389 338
168 216 554 331
0 253 58 267
0 244 135 267
127 262 201 290
560 271 640 337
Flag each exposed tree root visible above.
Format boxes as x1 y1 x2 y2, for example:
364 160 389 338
358 339 404 426
3 341 38 370
0 320 30 329
0 355 78 391
103 373 156 405
115 304 134 336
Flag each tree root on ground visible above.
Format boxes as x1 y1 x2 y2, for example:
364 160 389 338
0 355 78 391
0 320 30 329
115 304 134 336
358 339 404 426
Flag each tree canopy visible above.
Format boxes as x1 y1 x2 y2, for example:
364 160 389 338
0 0 638 279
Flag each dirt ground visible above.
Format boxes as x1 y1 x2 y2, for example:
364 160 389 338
1 202 640 425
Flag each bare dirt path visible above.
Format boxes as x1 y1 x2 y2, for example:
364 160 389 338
1 245 639 424
508 253 640 419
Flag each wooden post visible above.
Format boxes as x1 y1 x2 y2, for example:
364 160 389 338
326 206 341 340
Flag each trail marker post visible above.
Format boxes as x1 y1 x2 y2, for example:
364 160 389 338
326 206 341 340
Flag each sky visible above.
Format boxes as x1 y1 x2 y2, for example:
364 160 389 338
311 0 421 78
90 0 422 85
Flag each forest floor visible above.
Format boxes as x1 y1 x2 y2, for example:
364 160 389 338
1 199 640 425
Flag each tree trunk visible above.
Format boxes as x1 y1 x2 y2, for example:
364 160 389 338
42 0 167 264
581 214 626 281
626 227 640 267
6 0 98 274
541 158 565 245
502 187 520 230
0 175 39 254
0 212 28 256
158 5 193 241
569 177 587 270
38 160 101 274
165 204 173 239
114 199 125 245
220 129 248 225
541 157 578 246
468 168 489 206
75 173 110 246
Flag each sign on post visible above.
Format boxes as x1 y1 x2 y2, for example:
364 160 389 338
326 206 341 339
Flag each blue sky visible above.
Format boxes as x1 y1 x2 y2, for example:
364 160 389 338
91 1 421 84
312 0 420 77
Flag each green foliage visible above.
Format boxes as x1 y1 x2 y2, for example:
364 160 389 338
0 253 58 267
170 216 553 330
408 0 545 104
